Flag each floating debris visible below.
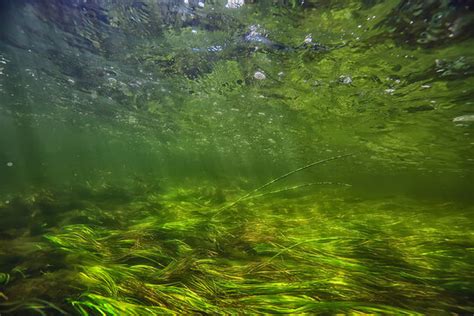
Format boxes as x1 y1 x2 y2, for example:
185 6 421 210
453 114 474 123
226 0 244 8
254 71 266 80
339 75 352 85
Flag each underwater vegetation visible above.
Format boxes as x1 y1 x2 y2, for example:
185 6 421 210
0 156 473 314
0 0 473 314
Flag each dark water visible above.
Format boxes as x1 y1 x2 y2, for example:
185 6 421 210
0 0 473 314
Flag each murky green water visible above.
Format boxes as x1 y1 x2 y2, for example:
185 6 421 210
0 0 473 314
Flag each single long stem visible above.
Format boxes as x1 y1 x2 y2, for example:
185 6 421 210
240 181 351 202
213 153 353 216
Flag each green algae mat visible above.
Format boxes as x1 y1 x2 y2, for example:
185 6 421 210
0 0 473 314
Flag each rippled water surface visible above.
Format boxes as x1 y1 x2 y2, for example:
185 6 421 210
0 0 473 314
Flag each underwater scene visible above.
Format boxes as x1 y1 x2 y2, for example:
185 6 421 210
0 0 473 314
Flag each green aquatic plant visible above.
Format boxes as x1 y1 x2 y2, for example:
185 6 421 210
0 186 473 314
214 153 353 216
0 299 67 315
239 181 352 202
0 273 10 285
70 294 174 316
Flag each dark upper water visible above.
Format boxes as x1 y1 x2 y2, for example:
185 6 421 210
0 0 473 314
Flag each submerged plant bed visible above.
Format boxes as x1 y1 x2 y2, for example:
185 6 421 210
0 184 473 315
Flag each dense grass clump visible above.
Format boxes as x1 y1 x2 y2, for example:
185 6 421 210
0 181 473 314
